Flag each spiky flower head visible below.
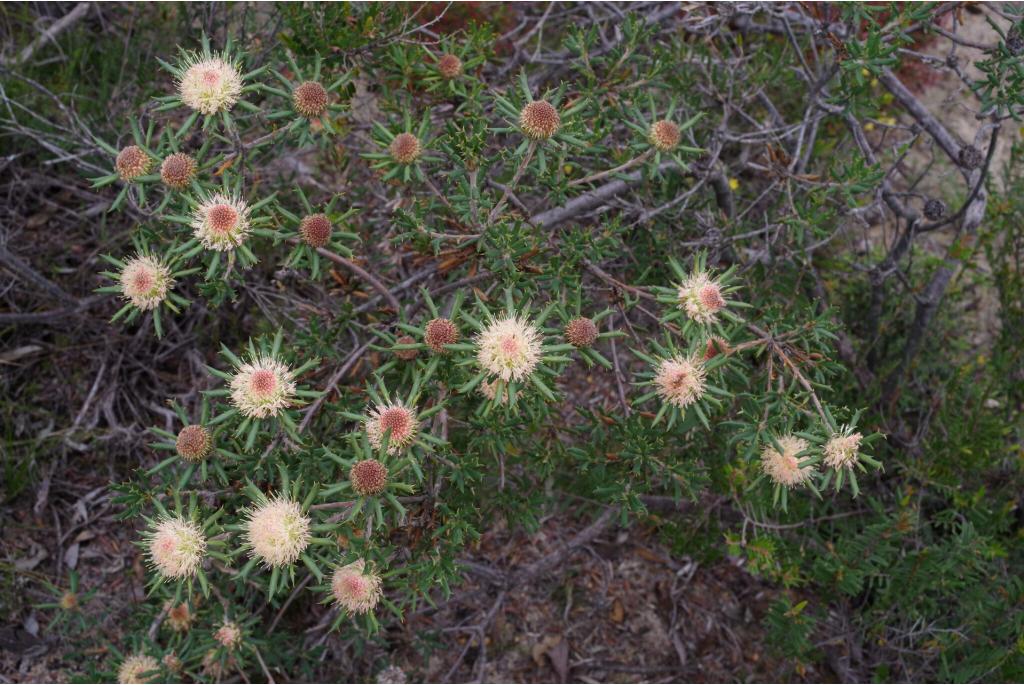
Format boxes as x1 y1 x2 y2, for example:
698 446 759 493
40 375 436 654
162 652 183 674
761 436 814 488
424 317 459 353
437 53 463 79
117 654 159 684
331 559 382 614
229 356 297 420
704 336 730 360
476 314 543 382
175 424 212 462
564 317 598 348
823 429 864 470
299 213 332 248
649 120 681 152
393 335 419 361
146 516 206 579
116 145 152 181
120 255 173 311
654 354 707 410
191 192 252 252
160 153 197 189
350 459 388 496
177 54 243 115
292 81 328 118
366 402 419 455
678 270 726 325
214 621 243 650
59 591 78 611
377 666 408 685
166 602 193 632
519 100 561 140
244 497 311 567
389 132 422 164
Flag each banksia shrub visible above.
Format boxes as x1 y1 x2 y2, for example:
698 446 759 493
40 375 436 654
115 145 151 181
292 80 328 118
519 100 561 140
160 153 196 189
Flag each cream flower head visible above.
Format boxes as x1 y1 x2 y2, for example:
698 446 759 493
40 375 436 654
191 192 252 252
331 559 383 614
244 497 311 567
824 429 863 470
654 354 707 410
761 435 815 488
147 516 206 579
366 402 419 455
120 255 173 311
678 270 726 325
229 356 297 419
214 621 243 650
177 54 243 115
117 654 159 684
476 314 543 382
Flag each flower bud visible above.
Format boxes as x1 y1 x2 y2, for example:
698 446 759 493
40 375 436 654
389 132 422 164
648 120 681 151
519 100 561 140
160 153 197 189
424 317 459 353
437 53 463 79
299 213 333 248
116 145 151 181
175 424 212 462
564 317 598 348
293 81 328 118
350 459 388 496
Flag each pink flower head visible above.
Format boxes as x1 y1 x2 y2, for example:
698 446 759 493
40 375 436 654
654 354 707 410
331 559 382 614
366 402 418 455
761 435 815 488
